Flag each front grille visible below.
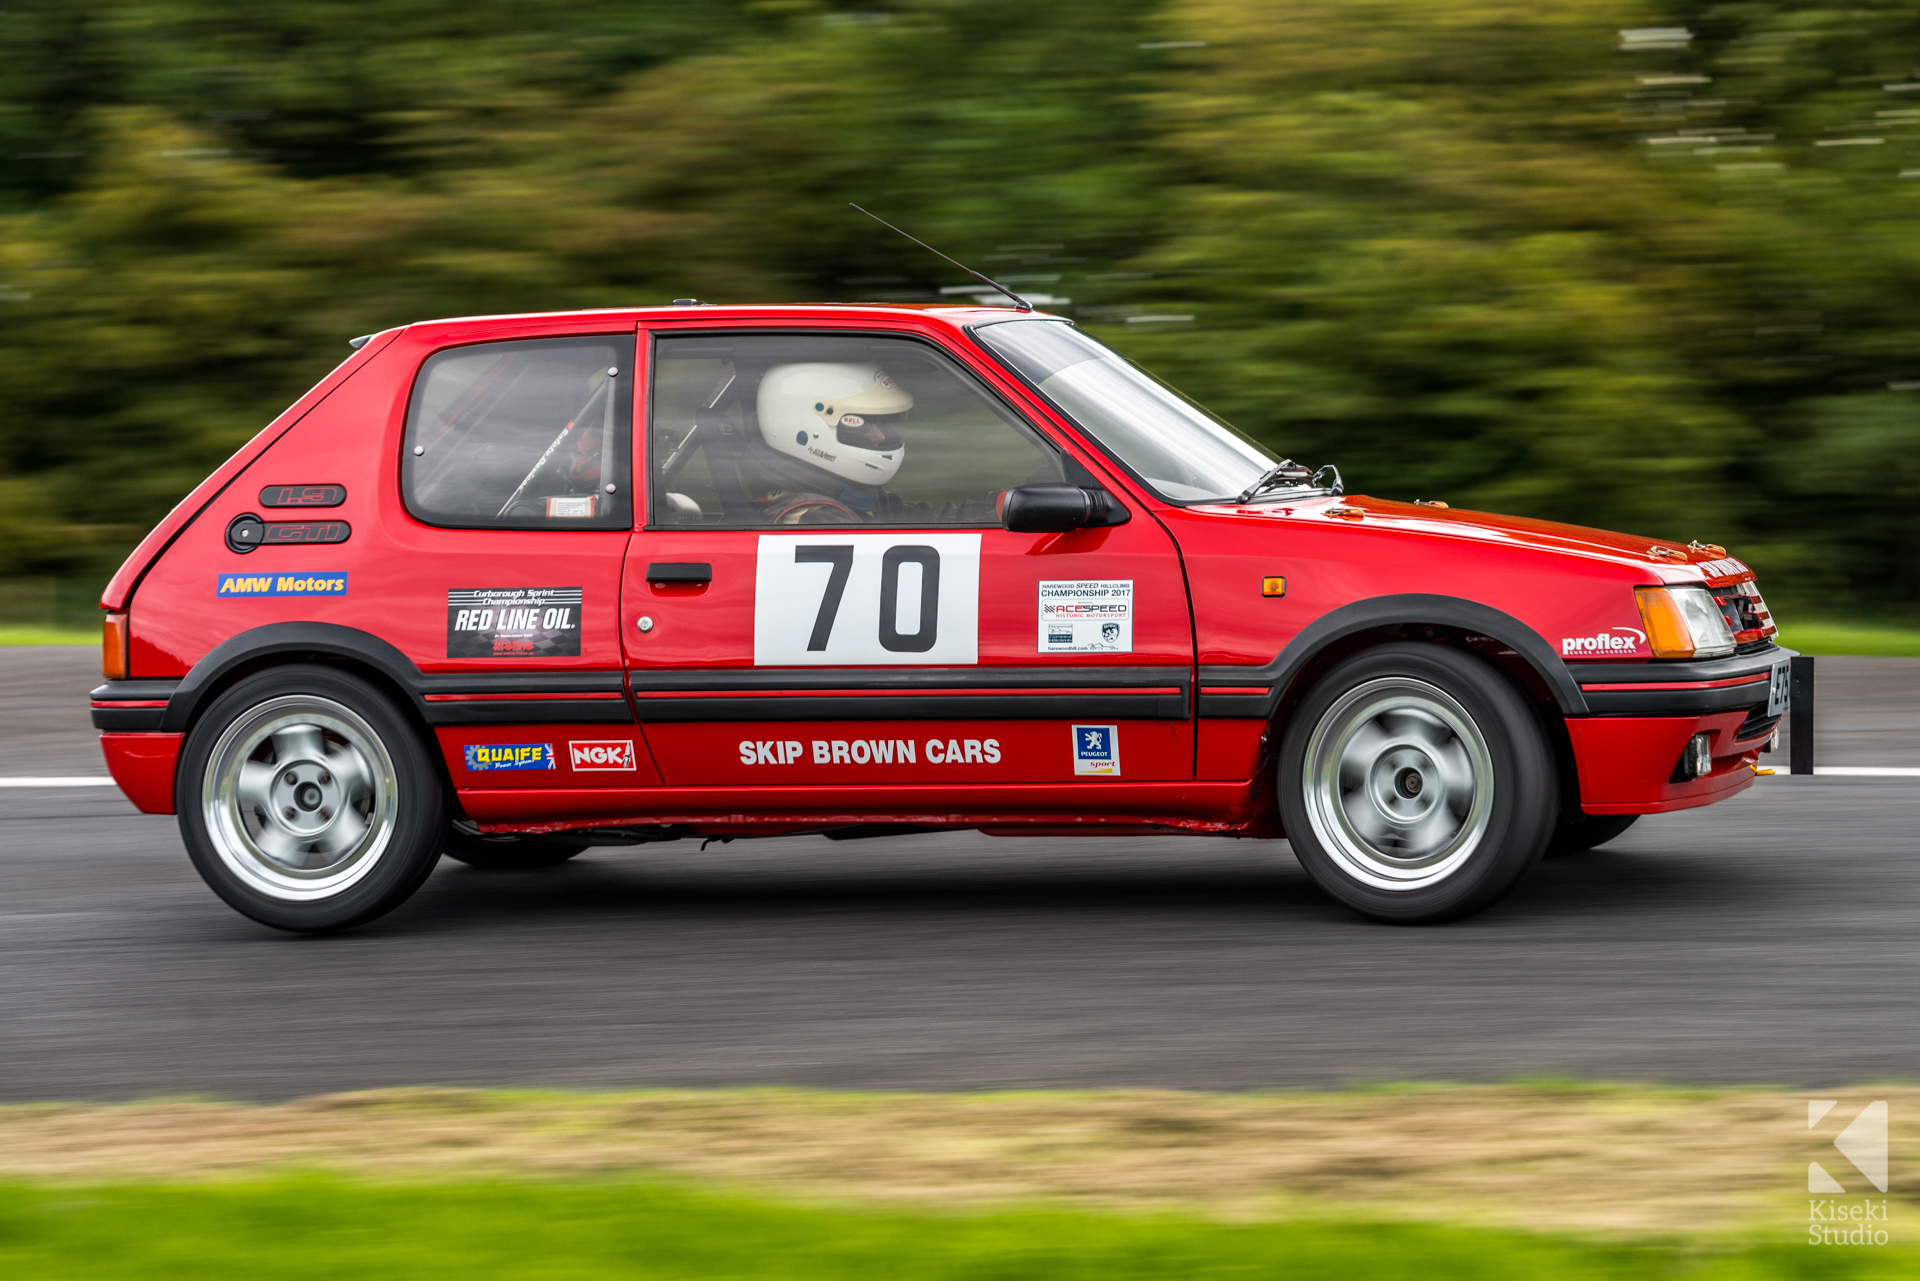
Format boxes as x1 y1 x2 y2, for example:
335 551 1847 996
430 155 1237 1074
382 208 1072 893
1733 706 1778 743
1734 637 1777 656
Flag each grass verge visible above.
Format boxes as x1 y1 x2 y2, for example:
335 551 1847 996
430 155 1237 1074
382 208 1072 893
0 627 94 646
0 1177 1912 1279
1775 621 1920 658
5 1085 1916 1239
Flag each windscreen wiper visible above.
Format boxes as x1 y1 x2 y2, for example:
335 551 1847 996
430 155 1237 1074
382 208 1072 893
1234 458 1315 504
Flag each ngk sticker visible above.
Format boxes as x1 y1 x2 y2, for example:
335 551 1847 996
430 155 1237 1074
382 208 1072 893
569 740 636 771
1560 626 1646 656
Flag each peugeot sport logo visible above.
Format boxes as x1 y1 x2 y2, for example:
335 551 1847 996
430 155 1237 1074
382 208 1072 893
569 740 636 771
1560 626 1646 655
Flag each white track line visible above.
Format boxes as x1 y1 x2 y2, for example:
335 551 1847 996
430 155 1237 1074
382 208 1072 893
0 777 118 788
1811 766 1920 777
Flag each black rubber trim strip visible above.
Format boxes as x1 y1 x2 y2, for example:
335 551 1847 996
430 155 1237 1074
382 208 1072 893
90 679 185 731
91 707 169 731
1195 595 1588 718
632 693 1181 723
90 680 182 702
628 665 1190 693
425 700 636 727
1571 643 1793 717
628 665 1192 723
416 672 626 696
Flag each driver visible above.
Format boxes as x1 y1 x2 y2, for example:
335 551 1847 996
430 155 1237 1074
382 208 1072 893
747 362 993 523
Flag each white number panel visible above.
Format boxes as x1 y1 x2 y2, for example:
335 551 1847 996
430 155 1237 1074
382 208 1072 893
753 533 981 666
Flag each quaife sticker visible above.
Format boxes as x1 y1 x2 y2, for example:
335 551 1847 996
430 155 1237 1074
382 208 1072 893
448 587 582 658
464 743 556 771
569 740 636 771
1071 724 1121 776
217 572 347 598
1039 580 1133 653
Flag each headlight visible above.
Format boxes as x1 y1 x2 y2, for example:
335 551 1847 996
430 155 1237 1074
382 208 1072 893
1635 585 1737 659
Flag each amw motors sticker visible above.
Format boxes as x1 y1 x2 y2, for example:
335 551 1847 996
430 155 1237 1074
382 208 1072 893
217 572 348 598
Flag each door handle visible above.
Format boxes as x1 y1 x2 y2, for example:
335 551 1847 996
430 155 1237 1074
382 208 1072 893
646 562 712 583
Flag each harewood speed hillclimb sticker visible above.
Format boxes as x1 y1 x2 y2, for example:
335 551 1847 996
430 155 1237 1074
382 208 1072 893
1038 580 1133 653
1072 724 1121 776
463 743 556 771
448 587 582 658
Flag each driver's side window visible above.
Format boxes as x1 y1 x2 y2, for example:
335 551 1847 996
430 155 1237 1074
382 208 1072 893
402 335 633 530
648 332 1063 527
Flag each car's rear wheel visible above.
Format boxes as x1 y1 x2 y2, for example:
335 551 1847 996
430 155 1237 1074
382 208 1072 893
177 665 445 933
1546 812 1639 855
1277 644 1556 923
443 820 583 870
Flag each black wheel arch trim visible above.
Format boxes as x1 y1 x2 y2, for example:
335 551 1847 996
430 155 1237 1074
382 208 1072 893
1197 594 1589 719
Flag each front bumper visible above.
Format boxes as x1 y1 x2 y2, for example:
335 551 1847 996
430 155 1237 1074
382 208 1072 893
1564 645 1791 814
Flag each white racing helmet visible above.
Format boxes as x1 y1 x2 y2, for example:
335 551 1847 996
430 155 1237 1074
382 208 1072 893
757 363 912 487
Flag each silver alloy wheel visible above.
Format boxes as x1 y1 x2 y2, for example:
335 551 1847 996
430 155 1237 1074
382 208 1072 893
1301 676 1494 892
201 694 399 901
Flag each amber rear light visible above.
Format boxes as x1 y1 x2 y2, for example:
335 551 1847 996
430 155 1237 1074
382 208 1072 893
1634 587 1694 659
102 611 129 680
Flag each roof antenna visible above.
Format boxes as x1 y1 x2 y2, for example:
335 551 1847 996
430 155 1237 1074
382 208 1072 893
849 203 1032 312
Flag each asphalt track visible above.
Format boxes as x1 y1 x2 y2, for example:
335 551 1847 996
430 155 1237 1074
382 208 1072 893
4 646 1918 1102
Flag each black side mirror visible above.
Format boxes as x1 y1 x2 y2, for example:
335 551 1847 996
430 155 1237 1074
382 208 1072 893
1001 484 1131 533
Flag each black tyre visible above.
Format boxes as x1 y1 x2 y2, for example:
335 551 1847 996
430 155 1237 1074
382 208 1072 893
443 820 583 870
1277 643 1557 923
1546 812 1639 856
176 664 446 933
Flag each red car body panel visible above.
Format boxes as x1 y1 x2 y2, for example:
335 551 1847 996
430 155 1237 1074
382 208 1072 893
94 303 1788 835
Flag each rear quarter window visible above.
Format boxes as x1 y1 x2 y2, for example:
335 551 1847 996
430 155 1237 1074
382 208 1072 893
402 336 632 529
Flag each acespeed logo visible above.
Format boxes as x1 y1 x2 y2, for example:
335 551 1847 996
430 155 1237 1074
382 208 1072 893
216 572 348 598
1808 1099 1890 1247
569 740 636 772
463 743 555 772
1560 626 1646 656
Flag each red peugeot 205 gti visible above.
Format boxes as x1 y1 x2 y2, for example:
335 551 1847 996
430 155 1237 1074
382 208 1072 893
90 301 1795 931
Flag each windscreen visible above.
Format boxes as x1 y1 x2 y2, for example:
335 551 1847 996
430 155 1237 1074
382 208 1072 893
972 319 1276 503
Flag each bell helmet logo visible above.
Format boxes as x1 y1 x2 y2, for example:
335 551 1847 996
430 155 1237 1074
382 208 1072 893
1561 626 1646 656
1809 1100 1889 1193
569 740 636 772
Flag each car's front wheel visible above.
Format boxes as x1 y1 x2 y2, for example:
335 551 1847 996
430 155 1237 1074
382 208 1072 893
1277 644 1556 923
176 665 446 932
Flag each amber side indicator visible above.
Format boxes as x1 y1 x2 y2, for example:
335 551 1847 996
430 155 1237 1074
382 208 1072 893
1262 576 1287 597
102 611 129 680
1634 587 1696 658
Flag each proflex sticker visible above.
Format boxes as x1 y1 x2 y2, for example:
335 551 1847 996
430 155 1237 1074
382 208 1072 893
464 743 555 771
1072 724 1121 776
448 587 582 658
1038 580 1133 653
217 572 347 598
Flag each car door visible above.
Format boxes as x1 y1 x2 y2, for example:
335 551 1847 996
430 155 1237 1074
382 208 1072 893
622 324 1192 804
376 327 662 792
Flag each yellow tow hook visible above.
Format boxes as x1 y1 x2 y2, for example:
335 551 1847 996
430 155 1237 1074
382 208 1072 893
1750 763 1777 776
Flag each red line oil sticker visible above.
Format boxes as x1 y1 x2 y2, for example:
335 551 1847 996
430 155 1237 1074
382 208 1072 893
448 587 582 658
1039 580 1133 653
